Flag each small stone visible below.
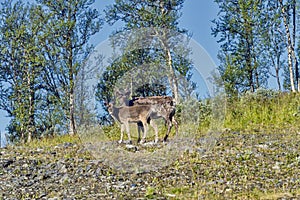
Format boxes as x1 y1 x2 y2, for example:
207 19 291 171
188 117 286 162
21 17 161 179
125 144 138 152
48 198 59 200
272 162 281 170
225 188 232 193
22 163 29 168
39 193 47 198
2 159 14 168
36 148 44 153
166 193 176 197
96 167 102 175
256 144 268 149
63 142 74 148
206 181 215 185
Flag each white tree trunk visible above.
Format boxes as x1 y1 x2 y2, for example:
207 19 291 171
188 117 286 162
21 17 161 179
69 91 76 135
280 0 296 92
166 48 179 104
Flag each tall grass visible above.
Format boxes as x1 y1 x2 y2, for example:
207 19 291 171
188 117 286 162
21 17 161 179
224 89 300 131
22 90 300 148
14 134 81 150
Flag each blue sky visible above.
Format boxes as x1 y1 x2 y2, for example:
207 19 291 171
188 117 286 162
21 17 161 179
92 1 220 62
0 1 220 145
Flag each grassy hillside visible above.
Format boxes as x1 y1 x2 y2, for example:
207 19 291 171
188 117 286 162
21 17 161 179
224 90 300 131
1 90 300 199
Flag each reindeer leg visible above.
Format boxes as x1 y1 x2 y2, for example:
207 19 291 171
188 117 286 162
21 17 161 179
119 124 124 144
125 122 132 144
150 119 158 143
137 122 144 143
164 120 172 142
140 120 148 144
164 115 179 142
164 113 174 142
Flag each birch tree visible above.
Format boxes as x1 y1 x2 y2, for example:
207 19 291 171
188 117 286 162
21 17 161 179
212 0 269 95
105 0 192 104
0 1 46 142
279 0 297 92
37 0 102 135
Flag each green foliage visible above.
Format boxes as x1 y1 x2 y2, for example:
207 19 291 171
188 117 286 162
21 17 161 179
145 186 156 199
225 89 300 131
23 134 81 149
95 49 171 123
0 0 102 142
97 89 300 139
0 0 47 142
143 89 300 135
212 0 288 95
37 0 102 135
96 0 194 124
105 0 185 31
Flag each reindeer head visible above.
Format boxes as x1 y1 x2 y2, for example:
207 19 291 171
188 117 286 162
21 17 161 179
115 88 131 106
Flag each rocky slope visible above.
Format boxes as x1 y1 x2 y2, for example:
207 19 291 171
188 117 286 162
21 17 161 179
1 130 300 199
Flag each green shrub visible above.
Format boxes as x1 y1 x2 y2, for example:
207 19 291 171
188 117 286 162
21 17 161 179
224 89 300 131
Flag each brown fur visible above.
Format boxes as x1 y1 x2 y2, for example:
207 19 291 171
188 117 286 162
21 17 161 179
115 90 178 142
132 96 178 141
108 104 158 144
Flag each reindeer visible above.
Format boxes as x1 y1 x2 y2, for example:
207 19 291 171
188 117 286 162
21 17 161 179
115 89 178 142
132 96 178 141
107 103 159 144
